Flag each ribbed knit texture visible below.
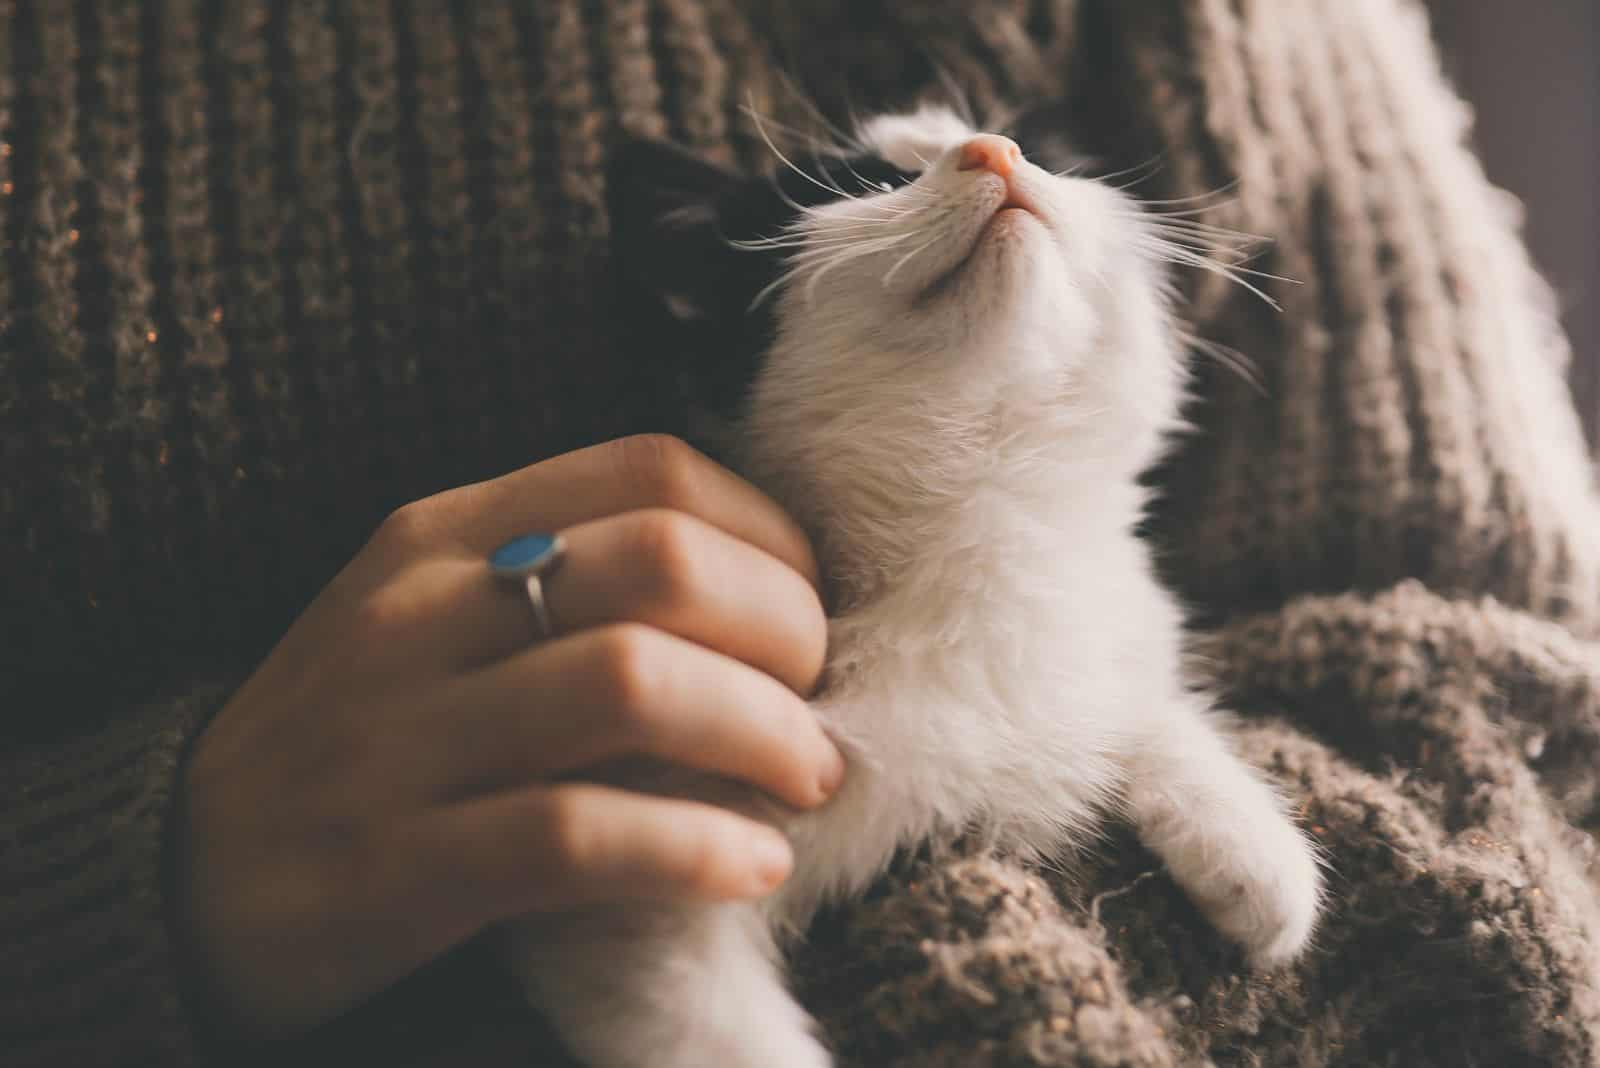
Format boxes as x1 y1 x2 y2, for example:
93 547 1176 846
2 1 1596 1065
2 683 229 1066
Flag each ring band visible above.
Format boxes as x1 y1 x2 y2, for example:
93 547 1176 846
489 533 568 641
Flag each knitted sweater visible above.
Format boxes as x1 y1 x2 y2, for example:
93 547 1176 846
3 1 1598 1065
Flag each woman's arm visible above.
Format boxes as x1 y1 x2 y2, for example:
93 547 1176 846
2 680 235 1068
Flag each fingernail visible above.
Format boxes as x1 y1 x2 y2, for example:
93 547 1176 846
817 743 846 799
748 829 793 892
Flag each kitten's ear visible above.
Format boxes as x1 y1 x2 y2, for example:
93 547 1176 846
610 138 743 205
607 139 747 323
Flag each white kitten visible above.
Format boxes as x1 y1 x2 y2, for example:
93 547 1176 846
505 106 1324 1068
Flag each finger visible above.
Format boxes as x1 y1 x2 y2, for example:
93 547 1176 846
424 624 844 811
420 508 828 693
392 434 820 589
411 784 794 926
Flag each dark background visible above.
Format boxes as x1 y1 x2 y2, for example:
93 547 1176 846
1424 0 1598 447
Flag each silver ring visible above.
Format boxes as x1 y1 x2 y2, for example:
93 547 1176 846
489 533 568 642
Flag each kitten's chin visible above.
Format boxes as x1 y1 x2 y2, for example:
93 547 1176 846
919 209 1049 310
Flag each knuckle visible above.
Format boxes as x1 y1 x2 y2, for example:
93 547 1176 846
373 497 440 551
540 789 597 876
612 433 704 511
627 509 705 608
589 624 669 733
351 579 430 637
668 818 738 894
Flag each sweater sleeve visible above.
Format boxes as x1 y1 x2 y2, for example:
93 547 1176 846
0 680 236 1068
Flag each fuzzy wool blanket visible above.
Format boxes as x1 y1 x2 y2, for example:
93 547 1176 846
2 2 1596 1065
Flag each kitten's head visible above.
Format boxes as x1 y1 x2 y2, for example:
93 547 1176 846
610 105 1187 466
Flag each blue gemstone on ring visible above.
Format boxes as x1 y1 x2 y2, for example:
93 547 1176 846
490 533 564 577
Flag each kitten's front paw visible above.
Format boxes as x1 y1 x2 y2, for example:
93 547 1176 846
1193 820 1323 968
1129 711 1326 968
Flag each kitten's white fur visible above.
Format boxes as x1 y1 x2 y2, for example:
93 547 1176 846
507 106 1323 1068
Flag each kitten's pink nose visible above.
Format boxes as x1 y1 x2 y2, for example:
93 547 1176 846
956 134 1022 178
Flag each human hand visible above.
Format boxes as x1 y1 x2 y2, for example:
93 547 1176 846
174 435 840 1040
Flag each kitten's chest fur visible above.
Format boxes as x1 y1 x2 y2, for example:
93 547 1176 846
735 366 1185 873
741 355 1171 649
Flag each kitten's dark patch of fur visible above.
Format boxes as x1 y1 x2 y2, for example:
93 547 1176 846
607 140 918 417
605 113 1083 419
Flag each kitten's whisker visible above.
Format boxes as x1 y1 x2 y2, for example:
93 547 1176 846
1195 258 1295 287
1087 153 1167 190
1142 233 1258 264
1179 329 1268 394
799 228 907 245
1134 227 1262 257
733 220 912 255
778 224 914 248
793 193 938 225
748 273 789 311
989 102 1025 142
1138 204 1243 221
805 144 854 199
732 236 817 251
788 235 914 259
783 243 909 279
1138 237 1287 309
1124 182 1242 208
825 202 931 222
736 232 888 251
881 237 940 286
1144 235 1256 258
1140 214 1255 235
833 190 937 208
736 106 848 158
1140 217 1262 245
931 64 980 130
747 94 861 202
1142 224 1242 244
773 70 863 154
787 237 916 271
796 239 908 301
764 176 813 218
839 156 914 198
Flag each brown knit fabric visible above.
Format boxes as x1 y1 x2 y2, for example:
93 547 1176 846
3 1 1597 1065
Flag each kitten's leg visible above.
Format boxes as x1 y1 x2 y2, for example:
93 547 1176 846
1123 699 1323 965
504 901 830 1068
